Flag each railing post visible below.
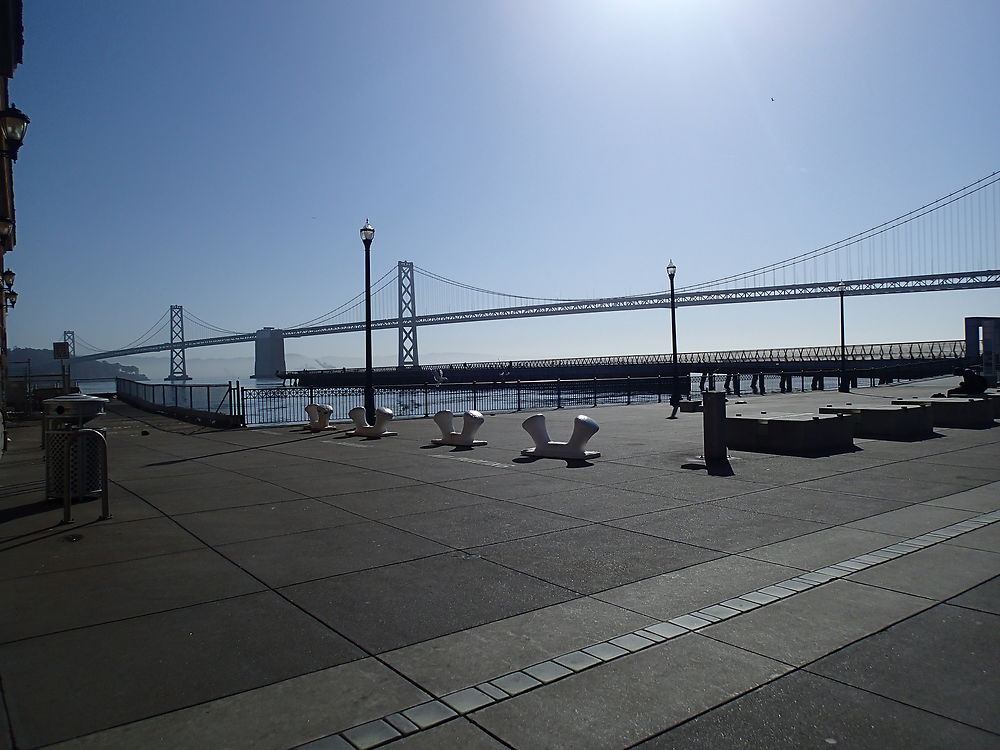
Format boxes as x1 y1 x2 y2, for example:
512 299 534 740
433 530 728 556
557 378 562 409
657 375 662 403
517 380 521 411
423 386 429 418
626 376 631 405
473 381 478 411
594 377 598 407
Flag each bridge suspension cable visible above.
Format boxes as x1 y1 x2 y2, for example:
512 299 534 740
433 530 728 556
283 266 397 329
413 266 578 303
182 309 246 336
680 170 1000 293
75 310 171 354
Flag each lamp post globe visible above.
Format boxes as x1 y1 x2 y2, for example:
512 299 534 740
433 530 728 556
666 261 681 416
361 220 376 424
0 104 29 160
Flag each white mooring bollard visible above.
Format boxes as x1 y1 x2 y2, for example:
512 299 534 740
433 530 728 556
347 406 398 437
304 403 335 432
520 413 600 459
432 410 487 447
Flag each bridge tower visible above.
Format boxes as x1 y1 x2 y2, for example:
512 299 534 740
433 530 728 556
397 260 419 368
253 327 286 379
165 305 191 381
63 331 75 357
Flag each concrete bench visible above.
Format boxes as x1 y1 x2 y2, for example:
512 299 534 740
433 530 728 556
818 403 934 441
959 391 1000 418
726 411 853 455
890 397 995 428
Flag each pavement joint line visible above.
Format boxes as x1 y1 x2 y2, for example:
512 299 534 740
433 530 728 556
293 507 1000 748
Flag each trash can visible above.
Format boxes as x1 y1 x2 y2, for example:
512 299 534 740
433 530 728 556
43 396 111 522
45 427 107 499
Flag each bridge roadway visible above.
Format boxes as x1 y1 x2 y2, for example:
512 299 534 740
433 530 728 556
72 270 1000 363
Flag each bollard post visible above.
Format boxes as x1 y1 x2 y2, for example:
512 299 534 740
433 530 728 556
702 391 727 463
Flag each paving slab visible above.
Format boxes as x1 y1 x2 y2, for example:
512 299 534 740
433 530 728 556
809 604 1000 734
0 548 265 642
470 524 723 594
281 553 576 653
845 504 979 536
0 516 204 580
872 458 1000 486
472 634 790 750
502 484 699 522
320 483 494 520
711 485 907 524
944 522 1000 553
217 521 449 587
919 445 1000 470
703 579 933 666
116 472 307 514
797 469 974 503
948 576 1000 615
382 597 653 696
43 659 428 750
173 498 365 545
594 555 803 621
637 669 999 750
609 504 830 553
616 472 772 502
923 481 1000 512
741 526 906 571
0 592 364 748
436 471 593 501
384 501 587 548
845 543 1000 600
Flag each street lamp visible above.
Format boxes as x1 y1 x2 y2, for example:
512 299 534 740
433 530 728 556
2 268 14 309
838 280 849 393
0 105 29 161
360 219 376 424
666 260 681 418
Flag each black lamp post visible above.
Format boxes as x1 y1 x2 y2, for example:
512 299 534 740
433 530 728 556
838 280 849 393
361 220 376 423
667 260 681 417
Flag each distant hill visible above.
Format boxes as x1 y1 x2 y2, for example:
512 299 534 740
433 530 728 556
7 348 148 381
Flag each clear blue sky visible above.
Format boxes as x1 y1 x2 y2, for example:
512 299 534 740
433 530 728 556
8 0 1000 379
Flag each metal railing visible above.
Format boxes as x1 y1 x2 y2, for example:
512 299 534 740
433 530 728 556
115 378 244 427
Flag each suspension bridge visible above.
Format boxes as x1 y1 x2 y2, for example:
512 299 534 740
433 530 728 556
66 172 1000 380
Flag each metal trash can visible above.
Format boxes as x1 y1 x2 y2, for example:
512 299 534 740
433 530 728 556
45 427 107 500
43 396 111 522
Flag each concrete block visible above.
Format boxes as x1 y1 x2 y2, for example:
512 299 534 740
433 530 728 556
890 397 995 428
725 411 853 455
818 403 934 441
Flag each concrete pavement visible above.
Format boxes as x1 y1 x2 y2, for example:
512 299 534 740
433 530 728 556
1 377 997 749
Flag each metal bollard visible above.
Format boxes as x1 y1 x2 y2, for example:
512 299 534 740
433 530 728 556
702 391 727 463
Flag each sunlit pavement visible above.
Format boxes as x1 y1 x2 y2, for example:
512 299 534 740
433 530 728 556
1 377 998 749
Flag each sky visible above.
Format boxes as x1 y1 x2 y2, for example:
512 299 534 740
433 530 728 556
6 0 999 380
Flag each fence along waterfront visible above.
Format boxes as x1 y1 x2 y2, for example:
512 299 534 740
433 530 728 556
114 362 953 429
